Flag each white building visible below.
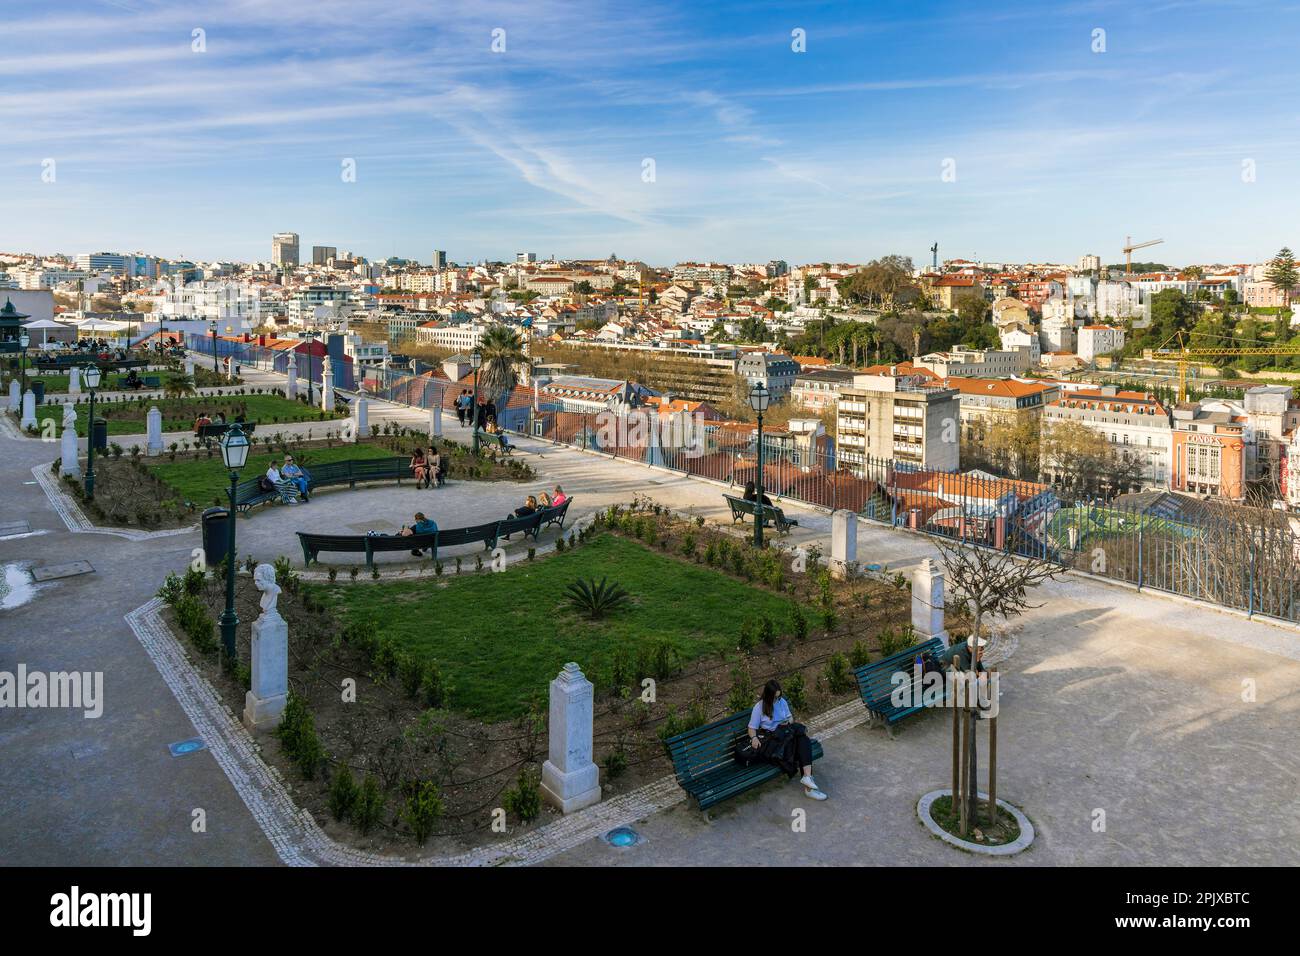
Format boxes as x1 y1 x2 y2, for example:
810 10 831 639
1077 325 1125 362
1095 280 1141 320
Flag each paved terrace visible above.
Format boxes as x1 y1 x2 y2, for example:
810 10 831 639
1 356 1297 865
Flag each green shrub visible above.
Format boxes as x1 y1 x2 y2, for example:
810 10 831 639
403 781 445 845
563 577 631 620
328 765 359 821
502 767 542 823
181 566 205 596
790 603 809 641
174 594 218 655
784 671 808 711
737 617 758 652
419 660 445 709
877 626 909 657
352 774 385 835
726 662 755 713
759 614 776 646
849 640 872 669
823 653 854 694
602 748 628 780
398 653 423 698
156 572 184 605
373 636 400 678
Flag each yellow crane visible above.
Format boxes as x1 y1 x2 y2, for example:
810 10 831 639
1149 333 1300 401
1122 236 1164 274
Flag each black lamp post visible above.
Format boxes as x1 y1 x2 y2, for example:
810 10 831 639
218 423 250 660
300 331 318 405
83 364 102 499
210 321 219 373
470 349 483 455
749 383 770 548
19 331 29 398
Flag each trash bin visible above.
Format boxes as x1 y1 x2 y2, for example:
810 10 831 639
201 507 231 567
90 417 108 451
31 380 45 404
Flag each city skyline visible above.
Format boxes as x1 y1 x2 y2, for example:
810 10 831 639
3 1 1300 266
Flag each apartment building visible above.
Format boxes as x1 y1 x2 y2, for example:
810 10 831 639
1077 324 1125 362
415 320 491 351
272 233 300 268
1095 279 1141 319
835 370 960 471
926 275 986 309
672 262 731 286
790 367 857 413
943 377 1060 442
1242 279 1293 308
1042 387 1172 488
914 346 1033 378
736 351 800 400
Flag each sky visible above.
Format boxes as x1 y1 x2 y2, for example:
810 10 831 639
3 0 1300 268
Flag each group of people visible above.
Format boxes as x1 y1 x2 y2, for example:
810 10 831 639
260 455 310 504
408 447 445 489
454 390 498 431
509 485 567 518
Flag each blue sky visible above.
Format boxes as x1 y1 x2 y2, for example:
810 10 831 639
3 0 1299 267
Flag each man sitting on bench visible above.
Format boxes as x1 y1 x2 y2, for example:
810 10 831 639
123 368 143 390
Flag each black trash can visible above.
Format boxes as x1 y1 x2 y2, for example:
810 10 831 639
201 507 231 567
90 417 108 451
31 380 45 404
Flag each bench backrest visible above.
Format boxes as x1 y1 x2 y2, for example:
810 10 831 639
349 457 406 477
497 512 542 537
296 532 368 553
434 521 500 548
854 638 946 707
663 709 751 783
725 493 785 520
366 531 439 552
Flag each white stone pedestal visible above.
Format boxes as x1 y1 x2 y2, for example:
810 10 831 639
285 354 298 400
243 609 289 732
429 406 442 439
7 379 19 412
540 663 602 814
146 406 163 457
184 357 194 378
60 405 80 477
68 366 81 396
911 557 948 642
20 390 36 430
830 509 858 580
320 356 335 412
353 397 369 439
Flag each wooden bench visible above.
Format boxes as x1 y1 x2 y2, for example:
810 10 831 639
723 494 799 535
297 518 504 567
495 510 545 544
853 637 947 732
234 455 406 513
663 709 823 811
474 429 514 455
540 498 572 531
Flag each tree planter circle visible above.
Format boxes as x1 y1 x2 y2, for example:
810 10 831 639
917 789 1035 856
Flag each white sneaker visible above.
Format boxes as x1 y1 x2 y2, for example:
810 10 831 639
800 775 817 789
804 787 828 801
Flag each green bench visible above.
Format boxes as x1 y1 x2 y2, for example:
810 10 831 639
297 510 555 567
198 421 258 448
234 455 406 514
474 429 514 455
853 637 947 732
723 494 799 535
663 709 823 811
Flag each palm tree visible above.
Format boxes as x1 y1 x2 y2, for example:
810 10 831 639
476 325 527 407
163 373 196 400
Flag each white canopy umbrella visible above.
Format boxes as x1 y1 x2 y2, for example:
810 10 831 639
21 318 71 346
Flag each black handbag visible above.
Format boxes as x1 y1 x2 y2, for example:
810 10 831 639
734 732 761 766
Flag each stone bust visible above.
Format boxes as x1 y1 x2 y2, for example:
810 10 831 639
252 563 282 619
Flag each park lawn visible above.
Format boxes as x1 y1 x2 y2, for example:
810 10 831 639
31 394 341 437
146 441 397 502
311 533 798 722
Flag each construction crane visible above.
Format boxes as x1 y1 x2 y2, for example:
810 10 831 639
1150 332 1300 402
1123 236 1164 274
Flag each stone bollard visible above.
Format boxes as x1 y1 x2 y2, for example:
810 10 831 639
285 354 298 400
244 564 289 733
320 356 335 412
429 405 442 439
146 406 163 456
540 662 602 814
353 397 369 439
911 557 948 643
8 379 18 412
60 404 80 477
184 357 194 378
830 509 858 580
20 389 36 430
68 366 81 396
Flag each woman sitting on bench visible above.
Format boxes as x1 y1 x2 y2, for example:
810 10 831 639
427 446 444 487
746 680 827 801
512 495 538 518
262 463 301 505
410 447 432 488
742 480 772 507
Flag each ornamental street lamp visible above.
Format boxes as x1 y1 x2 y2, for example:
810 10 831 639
299 331 318 405
749 382 770 548
210 320 219 373
19 331 29 398
470 349 483 455
83 364 102 499
218 423 250 660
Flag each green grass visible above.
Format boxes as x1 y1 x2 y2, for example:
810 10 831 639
145 441 396 502
30 394 341 437
312 533 798 722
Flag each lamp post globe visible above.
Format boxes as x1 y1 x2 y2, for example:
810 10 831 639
748 383 770 547
218 423 250 659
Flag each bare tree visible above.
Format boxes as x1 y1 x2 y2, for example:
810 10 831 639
932 535 1061 832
